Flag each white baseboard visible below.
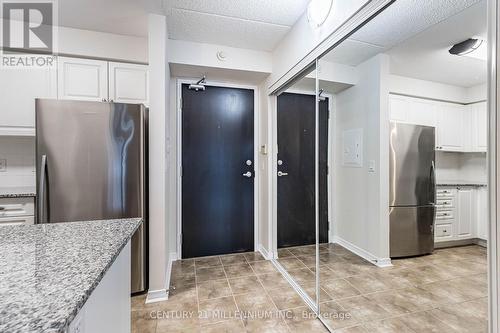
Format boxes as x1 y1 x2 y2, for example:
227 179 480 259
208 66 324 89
146 252 178 304
145 289 168 303
258 244 271 260
332 236 392 267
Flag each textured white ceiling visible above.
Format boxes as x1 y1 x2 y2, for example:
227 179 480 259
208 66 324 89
164 0 309 51
388 0 487 87
321 39 384 66
321 0 486 87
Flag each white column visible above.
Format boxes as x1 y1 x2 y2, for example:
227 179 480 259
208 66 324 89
146 14 169 302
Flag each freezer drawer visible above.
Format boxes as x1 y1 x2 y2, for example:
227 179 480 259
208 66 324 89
390 206 435 258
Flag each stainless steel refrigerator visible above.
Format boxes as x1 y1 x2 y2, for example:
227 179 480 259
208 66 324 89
389 122 435 258
35 99 148 294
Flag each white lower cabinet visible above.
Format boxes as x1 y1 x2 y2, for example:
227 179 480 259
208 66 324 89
0 197 35 226
435 186 486 243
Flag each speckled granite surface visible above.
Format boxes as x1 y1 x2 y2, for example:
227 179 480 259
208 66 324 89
0 218 142 333
0 186 36 198
437 182 487 187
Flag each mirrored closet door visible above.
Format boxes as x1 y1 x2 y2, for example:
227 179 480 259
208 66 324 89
273 64 321 309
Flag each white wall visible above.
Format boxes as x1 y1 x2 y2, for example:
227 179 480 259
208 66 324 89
333 54 390 261
168 40 272 74
0 137 35 187
0 19 148 63
147 14 169 301
436 152 488 183
389 75 487 104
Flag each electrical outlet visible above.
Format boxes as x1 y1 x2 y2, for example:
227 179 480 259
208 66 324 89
0 159 6 172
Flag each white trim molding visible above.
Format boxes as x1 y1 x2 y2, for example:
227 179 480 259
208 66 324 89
145 289 168 304
258 244 271 260
332 236 393 268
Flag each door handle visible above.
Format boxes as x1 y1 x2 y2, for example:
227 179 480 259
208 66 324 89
243 171 252 178
278 171 288 177
38 154 47 224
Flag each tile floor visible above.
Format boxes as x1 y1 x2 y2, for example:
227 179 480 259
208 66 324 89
131 244 488 333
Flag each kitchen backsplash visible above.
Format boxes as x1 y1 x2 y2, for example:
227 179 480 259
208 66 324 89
0 136 36 187
436 151 487 183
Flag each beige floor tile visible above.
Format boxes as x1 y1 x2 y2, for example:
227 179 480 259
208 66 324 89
220 253 248 266
132 310 157 333
336 296 392 323
430 298 488 333
268 286 306 310
198 296 239 324
257 271 291 290
277 248 295 258
362 317 414 333
288 267 316 284
278 257 308 270
319 300 359 330
418 280 473 304
195 256 222 268
242 316 289 333
250 260 276 274
345 274 393 294
200 319 245 333
331 325 368 333
228 275 264 295
196 266 227 282
234 291 277 313
197 279 232 301
224 262 255 278
168 284 198 304
321 279 361 300
398 311 457 333
244 252 265 262
367 289 423 315
171 271 196 286
282 306 329 333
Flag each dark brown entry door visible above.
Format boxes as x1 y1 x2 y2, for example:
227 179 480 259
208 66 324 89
181 85 255 259
277 92 329 248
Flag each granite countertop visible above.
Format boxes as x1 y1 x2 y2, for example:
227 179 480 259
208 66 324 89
0 186 36 198
437 181 487 187
0 218 142 333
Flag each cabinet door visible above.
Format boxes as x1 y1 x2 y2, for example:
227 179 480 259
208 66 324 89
476 187 488 240
436 103 465 152
473 102 488 152
407 98 437 127
58 57 108 101
0 216 34 226
0 66 56 134
108 62 149 104
456 188 473 238
389 95 408 123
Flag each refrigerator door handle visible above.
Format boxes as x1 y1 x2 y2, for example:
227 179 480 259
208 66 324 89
38 154 47 224
430 160 436 205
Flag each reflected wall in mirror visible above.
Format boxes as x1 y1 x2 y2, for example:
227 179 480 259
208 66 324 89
317 0 488 331
274 64 321 307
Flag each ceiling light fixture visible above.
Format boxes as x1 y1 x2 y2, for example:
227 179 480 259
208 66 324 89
449 38 487 61
307 0 333 28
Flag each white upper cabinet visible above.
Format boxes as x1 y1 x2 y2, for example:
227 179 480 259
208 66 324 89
407 98 437 127
0 66 56 135
389 95 409 123
108 62 149 105
58 57 108 101
436 103 465 152
472 101 487 152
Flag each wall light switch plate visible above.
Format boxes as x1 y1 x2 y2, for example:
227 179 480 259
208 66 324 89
260 144 268 155
0 159 6 172
368 160 376 173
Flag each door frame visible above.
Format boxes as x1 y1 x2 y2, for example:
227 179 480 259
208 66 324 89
176 79 260 259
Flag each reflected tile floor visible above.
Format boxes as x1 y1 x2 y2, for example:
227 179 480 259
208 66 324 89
285 243 488 332
131 251 328 333
131 245 487 333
